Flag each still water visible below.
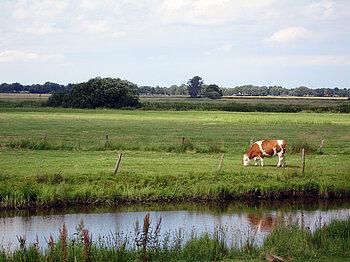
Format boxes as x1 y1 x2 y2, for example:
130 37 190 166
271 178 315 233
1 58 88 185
0 199 349 251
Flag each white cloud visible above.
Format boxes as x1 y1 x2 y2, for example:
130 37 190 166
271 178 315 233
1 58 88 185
218 43 233 51
75 16 126 38
0 50 39 62
305 1 335 19
243 55 350 67
157 0 276 26
11 0 70 34
265 26 311 43
0 50 65 63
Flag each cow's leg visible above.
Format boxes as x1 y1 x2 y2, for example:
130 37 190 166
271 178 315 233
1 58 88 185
255 157 259 166
260 157 264 167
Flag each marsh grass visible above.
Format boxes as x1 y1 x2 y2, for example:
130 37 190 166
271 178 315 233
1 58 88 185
313 218 350 256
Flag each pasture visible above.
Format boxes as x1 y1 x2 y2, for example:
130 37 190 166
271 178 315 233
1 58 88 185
0 108 349 208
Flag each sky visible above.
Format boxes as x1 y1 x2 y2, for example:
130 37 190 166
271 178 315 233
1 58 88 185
0 0 350 88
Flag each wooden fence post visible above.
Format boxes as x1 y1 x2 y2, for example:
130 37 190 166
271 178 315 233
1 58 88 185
319 138 325 152
302 148 305 173
182 137 185 149
114 153 123 174
106 135 109 148
217 153 225 171
250 137 254 147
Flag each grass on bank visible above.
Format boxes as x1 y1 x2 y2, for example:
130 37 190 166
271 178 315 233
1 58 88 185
0 150 349 209
1 214 349 261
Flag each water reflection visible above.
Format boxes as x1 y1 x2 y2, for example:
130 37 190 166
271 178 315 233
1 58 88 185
0 199 349 251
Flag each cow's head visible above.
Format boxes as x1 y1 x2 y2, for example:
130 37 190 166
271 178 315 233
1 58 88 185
243 154 252 166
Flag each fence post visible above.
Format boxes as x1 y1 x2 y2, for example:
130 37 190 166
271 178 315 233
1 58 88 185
106 135 109 148
250 137 254 147
114 153 123 174
217 153 225 171
319 138 325 152
302 148 305 173
182 137 185 149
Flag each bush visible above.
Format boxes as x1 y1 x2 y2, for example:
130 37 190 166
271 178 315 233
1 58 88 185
44 91 66 107
46 77 140 109
204 91 222 99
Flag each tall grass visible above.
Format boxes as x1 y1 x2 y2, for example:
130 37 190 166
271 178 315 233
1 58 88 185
1 215 349 261
0 167 349 209
289 139 317 154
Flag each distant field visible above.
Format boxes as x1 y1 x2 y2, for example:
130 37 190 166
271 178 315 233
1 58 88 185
0 108 349 209
0 93 51 101
140 94 349 107
1 93 348 107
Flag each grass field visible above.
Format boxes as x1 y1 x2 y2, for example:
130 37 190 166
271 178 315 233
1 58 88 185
0 107 349 208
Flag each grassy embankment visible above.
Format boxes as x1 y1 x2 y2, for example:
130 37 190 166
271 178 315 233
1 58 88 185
1 214 349 261
0 107 349 209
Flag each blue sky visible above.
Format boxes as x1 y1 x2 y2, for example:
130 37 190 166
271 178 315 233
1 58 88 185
1 0 349 88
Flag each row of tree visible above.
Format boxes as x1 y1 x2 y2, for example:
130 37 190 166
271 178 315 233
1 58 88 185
221 85 350 97
1 77 350 98
140 77 350 98
0 82 73 93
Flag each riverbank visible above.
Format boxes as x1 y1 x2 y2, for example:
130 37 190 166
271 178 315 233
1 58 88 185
1 214 349 261
1 149 350 209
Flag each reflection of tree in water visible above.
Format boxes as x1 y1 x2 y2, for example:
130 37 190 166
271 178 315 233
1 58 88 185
246 212 283 232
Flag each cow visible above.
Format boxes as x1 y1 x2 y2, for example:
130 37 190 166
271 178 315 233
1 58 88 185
243 140 286 167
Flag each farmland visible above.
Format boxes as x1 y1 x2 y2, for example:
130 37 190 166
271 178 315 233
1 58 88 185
0 106 349 209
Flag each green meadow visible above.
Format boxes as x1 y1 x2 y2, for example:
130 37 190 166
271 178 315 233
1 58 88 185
0 108 350 208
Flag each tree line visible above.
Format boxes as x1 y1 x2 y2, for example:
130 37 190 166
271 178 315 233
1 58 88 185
1 77 349 98
0 82 73 94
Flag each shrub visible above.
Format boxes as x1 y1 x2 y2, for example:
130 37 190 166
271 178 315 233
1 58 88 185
46 77 140 109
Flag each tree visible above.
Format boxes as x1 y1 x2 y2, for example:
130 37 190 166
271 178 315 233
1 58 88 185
291 86 316 97
169 85 178 95
203 84 222 99
187 76 203 98
46 77 139 109
178 84 188 95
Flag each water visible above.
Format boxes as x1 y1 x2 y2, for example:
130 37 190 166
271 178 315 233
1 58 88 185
0 199 349 251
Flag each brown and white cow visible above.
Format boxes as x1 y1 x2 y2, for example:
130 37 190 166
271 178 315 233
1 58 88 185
243 140 286 167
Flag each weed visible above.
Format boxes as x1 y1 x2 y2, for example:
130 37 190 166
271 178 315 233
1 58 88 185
289 139 316 154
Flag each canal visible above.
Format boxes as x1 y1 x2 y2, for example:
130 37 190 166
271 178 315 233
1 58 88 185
1 199 349 251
